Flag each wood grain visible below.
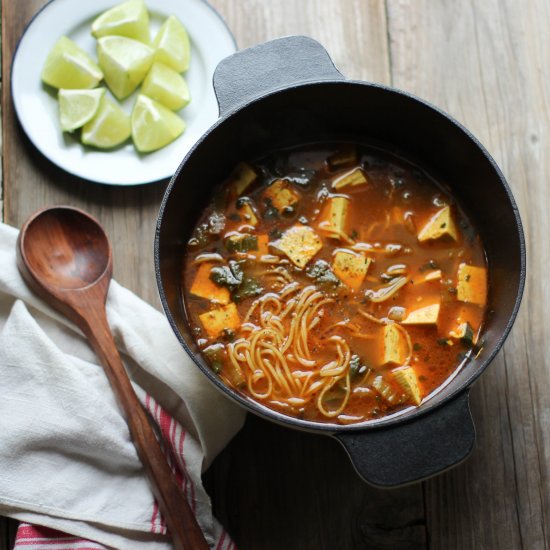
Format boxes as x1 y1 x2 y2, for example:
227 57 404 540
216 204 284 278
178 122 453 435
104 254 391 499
386 0 549 548
2 0 549 549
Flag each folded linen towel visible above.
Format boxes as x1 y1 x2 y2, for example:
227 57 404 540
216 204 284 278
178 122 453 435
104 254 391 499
0 222 246 549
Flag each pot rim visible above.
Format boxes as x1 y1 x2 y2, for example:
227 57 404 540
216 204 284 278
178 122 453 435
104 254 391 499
155 78 526 433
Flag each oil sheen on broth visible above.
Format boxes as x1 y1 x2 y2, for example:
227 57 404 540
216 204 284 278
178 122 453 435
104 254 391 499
182 143 488 425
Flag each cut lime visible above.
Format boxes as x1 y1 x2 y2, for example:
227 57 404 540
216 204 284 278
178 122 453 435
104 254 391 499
153 15 191 73
131 94 185 153
58 87 105 132
41 36 103 89
91 0 150 44
81 96 131 148
141 62 190 111
97 36 154 99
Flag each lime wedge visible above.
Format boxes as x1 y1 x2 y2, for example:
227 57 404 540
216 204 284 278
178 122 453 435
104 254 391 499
41 36 103 89
141 62 190 111
153 15 191 73
81 96 131 148
131 94 185 152
58 87 105 132
97 36 154 99
91 0 150 44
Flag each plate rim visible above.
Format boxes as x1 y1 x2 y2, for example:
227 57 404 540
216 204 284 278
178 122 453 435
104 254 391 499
10 0 237 186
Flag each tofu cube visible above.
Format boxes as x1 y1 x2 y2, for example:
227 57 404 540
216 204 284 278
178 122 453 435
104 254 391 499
402 303 441 325
413 269 442 285
229 162 257 197
380 323 409 366
190 263 230 304
423 269 442 282
263 179 300 213
332 168 368 190
332 250 371 290
274 225 323 268
456 263 487 306
237 200 258 226
199 303 241 339
392 367 422 405
417 206 459 243
317 196 350 240
326 145 358 170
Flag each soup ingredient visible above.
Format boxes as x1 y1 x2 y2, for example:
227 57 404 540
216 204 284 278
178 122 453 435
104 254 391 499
41 36 103 89
456 263 487 305
401 303 441 325
317 196 350 241
141 62 191 110
332 168 369 190
417 205 458 242
183 143 488 424
58 87 105 131
392 367 422 405
263 180 300 213
131 94 185 152
332 250 371 290
91 0 150 44
81 96 131 148
273 225 323 268
228 162 258 197
190 263 231 304
381 324 410 366
198 303 240 339
153 15 191 72
326 145 358 170
97 36 154 99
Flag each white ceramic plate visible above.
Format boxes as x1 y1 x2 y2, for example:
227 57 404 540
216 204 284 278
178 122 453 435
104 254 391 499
11 0 236 185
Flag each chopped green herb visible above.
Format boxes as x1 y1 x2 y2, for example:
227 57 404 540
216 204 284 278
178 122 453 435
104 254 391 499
203 344 225 374
224 234 258 253
350 229 359 239
306 260 341 290
437 338 450 346
228 213 241 221
207 211 226 234
349 354 369 380
232 275 263 303
209 260 244 290
413 343 422 352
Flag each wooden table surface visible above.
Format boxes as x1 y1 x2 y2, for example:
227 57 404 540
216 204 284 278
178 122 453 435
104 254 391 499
1 0 548 549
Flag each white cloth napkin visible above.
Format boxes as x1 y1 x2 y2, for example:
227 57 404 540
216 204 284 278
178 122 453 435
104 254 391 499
0 222 246 549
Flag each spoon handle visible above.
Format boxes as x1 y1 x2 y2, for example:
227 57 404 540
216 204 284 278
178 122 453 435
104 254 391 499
80 305 210 550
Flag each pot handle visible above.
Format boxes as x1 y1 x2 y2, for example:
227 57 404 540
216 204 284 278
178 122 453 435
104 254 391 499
213 36 345 116
334 391 475 487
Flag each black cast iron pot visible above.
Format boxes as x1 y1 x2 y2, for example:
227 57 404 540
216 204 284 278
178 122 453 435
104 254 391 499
155 36 526 487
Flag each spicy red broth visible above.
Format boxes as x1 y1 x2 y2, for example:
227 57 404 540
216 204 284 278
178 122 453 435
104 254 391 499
181 143 487 425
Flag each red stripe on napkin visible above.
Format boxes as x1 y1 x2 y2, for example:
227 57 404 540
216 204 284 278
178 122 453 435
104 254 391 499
13 395 237 549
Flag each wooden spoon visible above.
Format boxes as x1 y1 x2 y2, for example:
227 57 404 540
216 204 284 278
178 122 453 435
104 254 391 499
16 206 209 550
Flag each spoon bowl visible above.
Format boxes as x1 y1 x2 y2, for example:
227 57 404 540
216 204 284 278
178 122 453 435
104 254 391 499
19 207 111 290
